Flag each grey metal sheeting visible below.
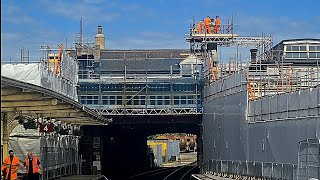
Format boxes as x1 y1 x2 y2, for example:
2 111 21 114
202 71 320 175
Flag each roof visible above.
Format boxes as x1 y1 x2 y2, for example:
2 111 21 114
97 59 183 72
100 49 189 60
1 76 112 125
277 38 320 45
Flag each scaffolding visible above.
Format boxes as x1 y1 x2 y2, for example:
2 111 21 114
77 58 203 115
186 18 273 86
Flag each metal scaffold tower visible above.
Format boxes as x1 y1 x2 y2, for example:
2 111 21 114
185 18 273 84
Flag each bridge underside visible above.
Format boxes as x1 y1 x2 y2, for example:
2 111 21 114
80 114 201 179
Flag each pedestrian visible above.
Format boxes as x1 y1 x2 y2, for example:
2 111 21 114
24 152 42 180
1 149 20 180
214 16 221 33
153 158 158 167
197 20 204 33
204 16 212 33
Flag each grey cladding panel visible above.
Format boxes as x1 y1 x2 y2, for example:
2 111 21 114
310 87 319 109
288 92 298 111
299 89 309 110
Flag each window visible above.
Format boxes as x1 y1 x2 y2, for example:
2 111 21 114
293 53 299 58
300 53 307 58
310 52 316 58
309 46 316 51
140 100 145 105
300 46 307 51
150 100 156 105
188 96 194 104
292 46 299 51
317 46 320 51
116 100 122 105
126 96 132 105
134 100 139 105
287 45 306 51
174 100 179 105
286 46 292 51
102 96 108 100
165 100 170 105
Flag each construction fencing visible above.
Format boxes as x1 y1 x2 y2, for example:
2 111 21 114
297 139 320 180
40 135 81 180
201 159 298 180
248 85 320 122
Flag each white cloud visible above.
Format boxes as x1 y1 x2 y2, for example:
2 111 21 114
3 16 35 25
1 32 21 40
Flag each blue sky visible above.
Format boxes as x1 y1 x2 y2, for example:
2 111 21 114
1 0 320 62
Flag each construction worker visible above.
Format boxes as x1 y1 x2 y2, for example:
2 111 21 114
204 16 212 33
197 20 204 33
1 150 20 180
214 16 221 33
24 152 42 180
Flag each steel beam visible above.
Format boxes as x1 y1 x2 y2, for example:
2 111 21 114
1 99 59 107
1 93 48 101
21 109 80 114
33 112 87 118
1 88 22 96
1 105 71 112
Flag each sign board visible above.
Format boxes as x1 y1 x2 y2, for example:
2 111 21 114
39 123 54 133
93 137 100 148
93 161 101 170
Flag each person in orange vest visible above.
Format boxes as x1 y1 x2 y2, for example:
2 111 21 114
1 150 20 180
204 16 212 33
214 16 221 33
24 152 42 180
197 20 204 33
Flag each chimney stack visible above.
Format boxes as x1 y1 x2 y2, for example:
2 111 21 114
250 49 258 62
98 26 102 34
95 25 105 49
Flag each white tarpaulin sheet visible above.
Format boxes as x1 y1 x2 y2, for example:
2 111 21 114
1 58 78 101
1 64 42 85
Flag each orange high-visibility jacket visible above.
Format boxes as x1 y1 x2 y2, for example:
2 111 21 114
24 156 41 174
215 17 221 25
1 156 20 180
197 21 203 33
204 17 212 25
